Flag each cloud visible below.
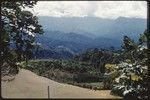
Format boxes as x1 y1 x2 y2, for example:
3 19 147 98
86 1 99 16
29 1 147 19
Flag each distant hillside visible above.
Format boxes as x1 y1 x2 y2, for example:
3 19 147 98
34 17 146 59
38 16 146 39
35 31 122 59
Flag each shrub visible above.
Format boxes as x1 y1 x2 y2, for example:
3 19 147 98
110 62 148 99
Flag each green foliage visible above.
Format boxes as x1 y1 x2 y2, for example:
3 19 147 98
110 31 148 99
121 33 147 63
1 1 43 73
122 36 137 51
20 59 105 89
21 59 96 74
74 48 122 74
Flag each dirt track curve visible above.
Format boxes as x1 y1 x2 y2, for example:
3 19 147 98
1 69 122 99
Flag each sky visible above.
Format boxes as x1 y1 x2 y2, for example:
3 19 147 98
28 1 147 19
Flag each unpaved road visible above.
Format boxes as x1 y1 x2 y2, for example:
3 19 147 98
1 69 122 99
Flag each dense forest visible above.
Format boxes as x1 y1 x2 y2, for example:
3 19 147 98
1 1 149 100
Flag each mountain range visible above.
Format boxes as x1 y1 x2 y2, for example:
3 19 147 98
34 16 147 59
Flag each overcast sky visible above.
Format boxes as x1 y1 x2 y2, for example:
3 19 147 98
29 1 147 19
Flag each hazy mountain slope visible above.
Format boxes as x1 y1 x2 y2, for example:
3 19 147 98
34 17 146 59
35 30 122 59
38 16 146 39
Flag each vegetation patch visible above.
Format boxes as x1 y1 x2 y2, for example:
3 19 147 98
20 59 109 90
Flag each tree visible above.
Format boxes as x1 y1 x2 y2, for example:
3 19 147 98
1 1 43 73
121 35 147 63
111 31 148 99
122 36 137 52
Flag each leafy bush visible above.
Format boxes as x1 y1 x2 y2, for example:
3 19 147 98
110 33 148 99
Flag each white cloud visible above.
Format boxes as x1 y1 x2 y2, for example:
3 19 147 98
29 1 147 19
